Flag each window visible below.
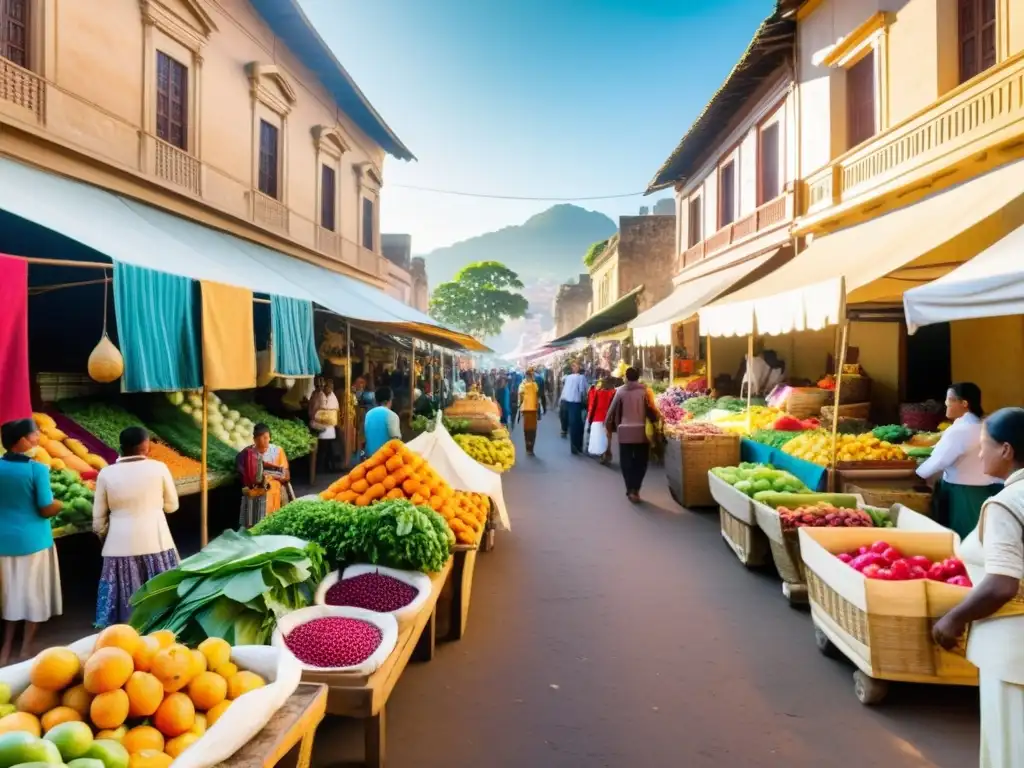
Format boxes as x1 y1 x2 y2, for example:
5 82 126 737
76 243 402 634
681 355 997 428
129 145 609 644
0 0 28 68
759 121 781 203
719 161 736 227
361 197 374 250
846 51 877 149
320 165 336 231
258 120 279 198
958 0 997 84
687 197 702 247
156 52 189 151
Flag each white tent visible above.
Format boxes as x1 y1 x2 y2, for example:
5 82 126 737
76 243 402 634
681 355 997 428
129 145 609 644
903 222 1024 334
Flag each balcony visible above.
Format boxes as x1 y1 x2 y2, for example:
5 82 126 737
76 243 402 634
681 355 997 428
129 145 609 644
680 192 793 271
252 191 289 233
802 53 1024 227
152 138 200 195
0 58 44 122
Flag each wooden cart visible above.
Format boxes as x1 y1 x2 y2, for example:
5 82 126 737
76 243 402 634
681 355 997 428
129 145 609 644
300 559 452 767
222 683 328 768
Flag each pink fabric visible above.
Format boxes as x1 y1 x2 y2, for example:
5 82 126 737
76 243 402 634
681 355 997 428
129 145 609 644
0 255 31 424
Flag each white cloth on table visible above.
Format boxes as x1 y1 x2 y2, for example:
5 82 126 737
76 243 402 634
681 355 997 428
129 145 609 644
917 413 1002 486
587 421 608 455
0 546 62 622
92 457 178 558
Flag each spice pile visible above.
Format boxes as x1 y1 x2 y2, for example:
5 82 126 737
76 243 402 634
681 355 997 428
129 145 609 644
283 617 383 668
325 572 419 613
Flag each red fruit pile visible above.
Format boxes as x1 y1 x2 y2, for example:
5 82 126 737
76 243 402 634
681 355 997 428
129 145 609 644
285 616 383 667
325 572 420 613
779 504 874 531
837 541 972 585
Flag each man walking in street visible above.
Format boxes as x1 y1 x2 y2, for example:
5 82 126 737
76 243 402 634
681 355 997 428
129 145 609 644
517 368 544 455
560 361 589 455
604 367 658 503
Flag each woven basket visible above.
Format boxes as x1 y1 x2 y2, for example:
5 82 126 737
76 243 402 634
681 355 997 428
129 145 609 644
784 388 830 419
837 375 871 404
821 402 871 422
846 483 933 516
719 508 770 566
900 404 944 432
675 435 740 508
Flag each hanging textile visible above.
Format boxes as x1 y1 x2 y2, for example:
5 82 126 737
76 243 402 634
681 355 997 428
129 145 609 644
200 281 256 390
0 255 31 423
270 295 320 377
114 263 202 392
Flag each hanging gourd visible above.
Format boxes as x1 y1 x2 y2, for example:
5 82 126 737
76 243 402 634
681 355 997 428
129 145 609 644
88 272 124 383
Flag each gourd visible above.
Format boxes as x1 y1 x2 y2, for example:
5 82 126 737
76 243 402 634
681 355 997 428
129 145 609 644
88 334 124 383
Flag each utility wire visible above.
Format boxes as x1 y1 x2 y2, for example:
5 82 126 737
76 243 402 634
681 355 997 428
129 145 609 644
389 183 648 201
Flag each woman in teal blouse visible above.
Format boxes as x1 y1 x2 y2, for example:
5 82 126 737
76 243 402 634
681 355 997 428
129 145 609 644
0 418 63 665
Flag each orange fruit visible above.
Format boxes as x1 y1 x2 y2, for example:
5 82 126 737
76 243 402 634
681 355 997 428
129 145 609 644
95 625 142 658
95 726 128 742
147 630 176 649
197 638 230 671
186 672 226 711
213 662 237 679
125 672 164 718
30 647 81 691
61 685 94 718
189 713 207 736
16 684 60 715
226 671 265 700
0 711 41 736
164 732 199 758
132 637 161 673
151 645 193 693
40 705 82 731
83 647 134 694
205 700 231 727
91 688 130 730
189 650 207 676
122 725 165 755
128 749 173 768
152 692 194 738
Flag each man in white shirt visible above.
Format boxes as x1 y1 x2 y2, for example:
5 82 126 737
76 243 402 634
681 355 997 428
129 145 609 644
560 361 589 455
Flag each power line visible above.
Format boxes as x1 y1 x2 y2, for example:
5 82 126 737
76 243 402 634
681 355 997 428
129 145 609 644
388 183 648 201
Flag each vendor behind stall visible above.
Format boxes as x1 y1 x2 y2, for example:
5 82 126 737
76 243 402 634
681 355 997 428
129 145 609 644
738 348 785 396
917 382 1003 538
365 387 403 456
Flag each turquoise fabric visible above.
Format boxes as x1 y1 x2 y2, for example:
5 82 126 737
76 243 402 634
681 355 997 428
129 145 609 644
740 439 775 467
271 295 321 376
0 454 55 557
739 438 828 491
114 263 201 392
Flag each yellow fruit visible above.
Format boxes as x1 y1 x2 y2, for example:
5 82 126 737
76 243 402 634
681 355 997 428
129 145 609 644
226 671 265 700
0 711 41 736
128 749 173 768
125 672 164 718
205 700 231 727
152 693 194 738
147 631 176 650
189 650 207 677
151 645 193 693
164 732 199 758
33 412 56 430
122 725 165 755
30 647 82 691
84 647 135 694
61 685 94 718
95 625 141 658
213 662 237 679
95 726 128 742
197 638 231 671
186 672 226 712
41 705 82 731
131 637 161 674
16 685 60 715
189 713 206 737
91 688 130 730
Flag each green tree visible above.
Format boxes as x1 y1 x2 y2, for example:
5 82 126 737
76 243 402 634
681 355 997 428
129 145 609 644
429 261 529 339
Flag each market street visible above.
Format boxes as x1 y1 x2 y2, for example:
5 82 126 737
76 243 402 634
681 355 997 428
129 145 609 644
305 415 978 768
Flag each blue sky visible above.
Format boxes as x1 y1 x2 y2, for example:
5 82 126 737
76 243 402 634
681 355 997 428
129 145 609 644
298 0 776 253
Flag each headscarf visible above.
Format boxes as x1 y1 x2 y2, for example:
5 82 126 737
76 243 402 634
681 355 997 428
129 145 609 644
1 418 37 451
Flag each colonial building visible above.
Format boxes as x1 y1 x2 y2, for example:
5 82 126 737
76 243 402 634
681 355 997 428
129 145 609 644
587 213 676 316
552 274 591 338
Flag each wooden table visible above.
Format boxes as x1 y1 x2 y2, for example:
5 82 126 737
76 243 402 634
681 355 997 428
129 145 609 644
436 541 480 642
300 558 452 768
221 683 328 768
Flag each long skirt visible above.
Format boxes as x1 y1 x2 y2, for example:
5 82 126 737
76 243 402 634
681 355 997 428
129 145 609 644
95 549 178 628
0 547 62 622
934 480 1002 539
979 670 1024 767
587 421 608 455
240 489 269 529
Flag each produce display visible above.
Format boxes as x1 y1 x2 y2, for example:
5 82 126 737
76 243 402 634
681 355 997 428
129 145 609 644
709 406 781 434
282 617 382 668
0 627 266 768
750 491 859 509
772 415 820 431
410 415 471 435
130 531 327 646
871 425 914 444
30 414 108 475
453 433 515 472
53 401 146 453
663 422 724 440
782 431 907 466
837 541 972 584
711 463 809 497
251 498 454 572
164 392 254 453
142 398 237 474
218 400 315 459
777 504 889 531
654 387 702 425
749 429 804 449
49 469 96 537
324 572 419 613
145 443 202 481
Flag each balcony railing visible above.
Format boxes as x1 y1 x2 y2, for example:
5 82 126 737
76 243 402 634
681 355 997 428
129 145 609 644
0 58 44 121
803 53 1024 220
153 138 200 195
252 191 289 233
679 192 792 270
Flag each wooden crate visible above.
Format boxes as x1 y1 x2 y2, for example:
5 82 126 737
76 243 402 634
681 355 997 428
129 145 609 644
846 483 932 516
665 435 740 508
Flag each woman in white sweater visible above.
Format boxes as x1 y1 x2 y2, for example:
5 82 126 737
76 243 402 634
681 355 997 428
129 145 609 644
92 426 179 627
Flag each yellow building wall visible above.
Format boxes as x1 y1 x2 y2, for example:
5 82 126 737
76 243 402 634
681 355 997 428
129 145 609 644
951 317 1024 412
848 322 901 423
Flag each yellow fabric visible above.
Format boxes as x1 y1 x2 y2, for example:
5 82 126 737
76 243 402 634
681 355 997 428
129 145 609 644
518 380 539 411
699 158 1024 337
200 281 256 390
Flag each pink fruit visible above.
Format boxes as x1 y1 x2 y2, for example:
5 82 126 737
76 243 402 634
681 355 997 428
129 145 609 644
858 546 870 555
882 547 903 564
927 563 947 581
908 555 932 569
942 559 966 579
837 553 854 564
870 541 890 555
875 567 894 581
909 566 927 580
889 560 912 581
946 575 973 588
862 564 882 579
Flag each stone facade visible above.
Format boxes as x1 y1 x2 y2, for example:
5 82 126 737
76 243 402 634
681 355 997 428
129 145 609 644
553 274 592 337
589 214 676 314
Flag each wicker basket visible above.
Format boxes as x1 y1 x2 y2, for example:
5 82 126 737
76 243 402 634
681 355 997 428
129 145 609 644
719 508 770 567
900 404 944 432
837 375 871 404
821 402 871 423
665 435 740 508
845 483 933 516
784 388 830 419
753 500 805 585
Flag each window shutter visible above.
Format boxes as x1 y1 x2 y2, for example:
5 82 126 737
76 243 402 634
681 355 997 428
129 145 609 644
321 165 336 231
0 0 28 68
156 52 188 150
362 198 374 250
687 197 702 247
846 51 876 149
959 0 997 84
759 122 780 203
719 162 736 227
258 120 279 199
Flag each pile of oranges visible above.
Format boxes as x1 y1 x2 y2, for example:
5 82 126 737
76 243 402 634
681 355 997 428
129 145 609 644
0 624 265 768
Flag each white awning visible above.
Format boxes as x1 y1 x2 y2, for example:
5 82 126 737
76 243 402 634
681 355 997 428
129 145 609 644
904 221 1024 333
699 158 1024 337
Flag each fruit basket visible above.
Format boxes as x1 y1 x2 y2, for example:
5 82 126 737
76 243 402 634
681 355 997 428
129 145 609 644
314 565 433 623
272 606 399 676
707 472 768 567
798 524 989 704
665 434 740 509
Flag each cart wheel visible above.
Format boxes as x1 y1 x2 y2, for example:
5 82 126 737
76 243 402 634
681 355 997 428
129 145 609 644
814 627 839 658
853 670 888 705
